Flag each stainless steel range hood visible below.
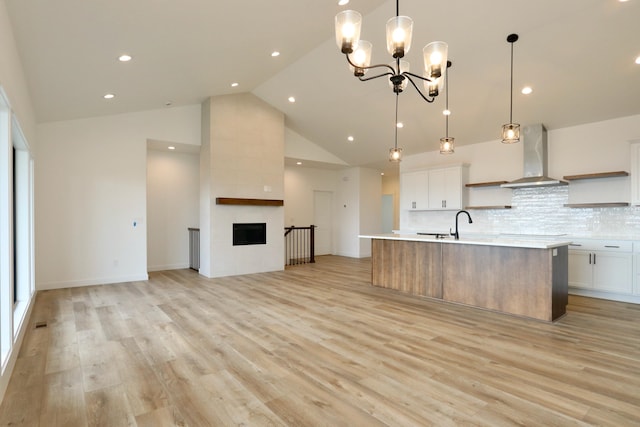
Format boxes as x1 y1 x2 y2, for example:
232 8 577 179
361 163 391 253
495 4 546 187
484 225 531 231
501 124 568 188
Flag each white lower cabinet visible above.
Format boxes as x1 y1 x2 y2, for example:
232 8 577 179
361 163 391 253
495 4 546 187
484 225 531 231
568 239 633 294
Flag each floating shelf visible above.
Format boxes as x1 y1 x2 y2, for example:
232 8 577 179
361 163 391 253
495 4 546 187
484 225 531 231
563 202 629 208
216 197 284 206
465 205 512 210
563 171 629 181
465 181 509 188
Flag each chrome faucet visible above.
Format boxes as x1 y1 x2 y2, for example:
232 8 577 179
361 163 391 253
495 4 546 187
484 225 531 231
450 210 473 240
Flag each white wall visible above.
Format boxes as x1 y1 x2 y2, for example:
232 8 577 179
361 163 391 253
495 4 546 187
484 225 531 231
146 148 199 271
358 167 383 257
0 0 37 405
35 105 201 289
400 115 640 238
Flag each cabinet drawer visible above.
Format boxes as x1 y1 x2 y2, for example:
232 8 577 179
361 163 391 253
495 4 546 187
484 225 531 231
568 239 632 252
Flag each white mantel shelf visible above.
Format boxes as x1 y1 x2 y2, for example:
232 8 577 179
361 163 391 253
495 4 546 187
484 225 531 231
215 197 284 207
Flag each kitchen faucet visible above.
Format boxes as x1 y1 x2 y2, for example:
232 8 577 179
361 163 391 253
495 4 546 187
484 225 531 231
450 210 473 240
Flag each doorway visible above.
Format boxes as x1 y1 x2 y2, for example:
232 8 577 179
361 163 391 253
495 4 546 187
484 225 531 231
381 194 394 233
313 191 333 255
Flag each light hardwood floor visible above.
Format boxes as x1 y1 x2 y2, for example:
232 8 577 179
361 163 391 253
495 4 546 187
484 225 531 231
1 255 639 426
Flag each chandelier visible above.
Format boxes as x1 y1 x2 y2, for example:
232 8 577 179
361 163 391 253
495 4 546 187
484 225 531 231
335 0 449 161
335 1 448 99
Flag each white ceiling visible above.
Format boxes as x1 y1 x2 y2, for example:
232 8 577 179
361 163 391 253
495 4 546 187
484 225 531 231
6 0 640 172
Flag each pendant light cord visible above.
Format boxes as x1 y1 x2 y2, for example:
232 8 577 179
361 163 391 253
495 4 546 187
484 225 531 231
445 71 449 137
509 41 514 123
394 93 399 149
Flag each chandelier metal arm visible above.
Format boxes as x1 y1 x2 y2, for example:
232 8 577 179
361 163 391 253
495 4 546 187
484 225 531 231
345 53 396 74
403 74 436 103
357 71 394 82
402 71 433 83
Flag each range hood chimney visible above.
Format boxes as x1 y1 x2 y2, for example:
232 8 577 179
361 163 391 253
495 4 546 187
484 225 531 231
501 124 567 188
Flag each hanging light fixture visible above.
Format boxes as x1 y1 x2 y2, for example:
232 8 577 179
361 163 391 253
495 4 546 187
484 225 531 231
335 1 448 101
502 33 520 144
389 93 403 162
440 61 454 154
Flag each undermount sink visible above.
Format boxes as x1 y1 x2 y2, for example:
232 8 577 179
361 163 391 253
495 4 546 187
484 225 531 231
417 232 451 239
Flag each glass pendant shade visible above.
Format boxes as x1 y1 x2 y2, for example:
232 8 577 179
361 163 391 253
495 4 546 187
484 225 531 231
501 123 520 143
386 16 413 58
389 147 403 162
335 10 362 54
440 137 455 154
349 40 372 76
389 60 410 91
424 75 444 97
423 41 448 80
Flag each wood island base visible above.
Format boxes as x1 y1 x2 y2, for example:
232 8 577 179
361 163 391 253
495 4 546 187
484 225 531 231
371 238 568 322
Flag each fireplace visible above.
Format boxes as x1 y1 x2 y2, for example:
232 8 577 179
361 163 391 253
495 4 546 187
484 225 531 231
233 223 266 246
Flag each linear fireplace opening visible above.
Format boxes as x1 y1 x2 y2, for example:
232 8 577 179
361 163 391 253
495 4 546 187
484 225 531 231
233 223 266 246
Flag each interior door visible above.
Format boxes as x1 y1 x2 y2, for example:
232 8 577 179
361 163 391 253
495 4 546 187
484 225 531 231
313 191 333 256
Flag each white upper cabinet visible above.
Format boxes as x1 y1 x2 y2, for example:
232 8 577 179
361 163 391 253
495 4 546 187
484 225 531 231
400 170 428 210
401 165 468 211
427 166 468 210
631 141 640 205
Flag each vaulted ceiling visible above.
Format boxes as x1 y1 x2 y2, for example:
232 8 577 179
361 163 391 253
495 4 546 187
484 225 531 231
6 0 640 171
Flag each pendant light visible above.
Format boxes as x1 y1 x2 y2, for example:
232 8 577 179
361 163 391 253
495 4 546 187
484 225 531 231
501 33 520 144
440 61 454 154
389 93 403 162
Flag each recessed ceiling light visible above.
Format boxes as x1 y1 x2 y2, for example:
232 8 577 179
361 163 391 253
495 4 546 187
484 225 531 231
396 122 403 128
635 56 640 65
338 0 349 5
347 136 354 142
381 172 385 176
231 82 239 87
443 109 451 116
521 86 533 95
168 146 176 150
118 54 132 62
288 96 296 103
103 93 115 99
271 51 280 57
296 161 302 165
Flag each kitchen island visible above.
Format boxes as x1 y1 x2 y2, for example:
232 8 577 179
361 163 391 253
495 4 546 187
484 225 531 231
359 233 571 322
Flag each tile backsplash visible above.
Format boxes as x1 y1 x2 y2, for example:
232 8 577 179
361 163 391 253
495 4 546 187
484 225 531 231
401 186 640 239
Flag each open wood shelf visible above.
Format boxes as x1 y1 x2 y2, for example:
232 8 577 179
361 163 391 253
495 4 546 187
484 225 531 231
465 181 508 188
216 197 284 206
563 202 629 208
563 171 629 181
465 205 512 210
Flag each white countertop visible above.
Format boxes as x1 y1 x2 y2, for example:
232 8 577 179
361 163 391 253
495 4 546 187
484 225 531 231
359 233 573 249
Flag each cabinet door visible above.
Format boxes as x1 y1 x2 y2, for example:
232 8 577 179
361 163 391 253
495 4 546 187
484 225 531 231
631 142 640 205
568 250 593 289
592 252 633 293
401 170 428 210
428 167 462 210
428 169 447 209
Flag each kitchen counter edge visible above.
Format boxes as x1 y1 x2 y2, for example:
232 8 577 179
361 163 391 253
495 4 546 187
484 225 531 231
358 233 572 249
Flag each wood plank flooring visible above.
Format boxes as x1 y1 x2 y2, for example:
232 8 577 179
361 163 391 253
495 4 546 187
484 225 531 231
0 255 639 426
